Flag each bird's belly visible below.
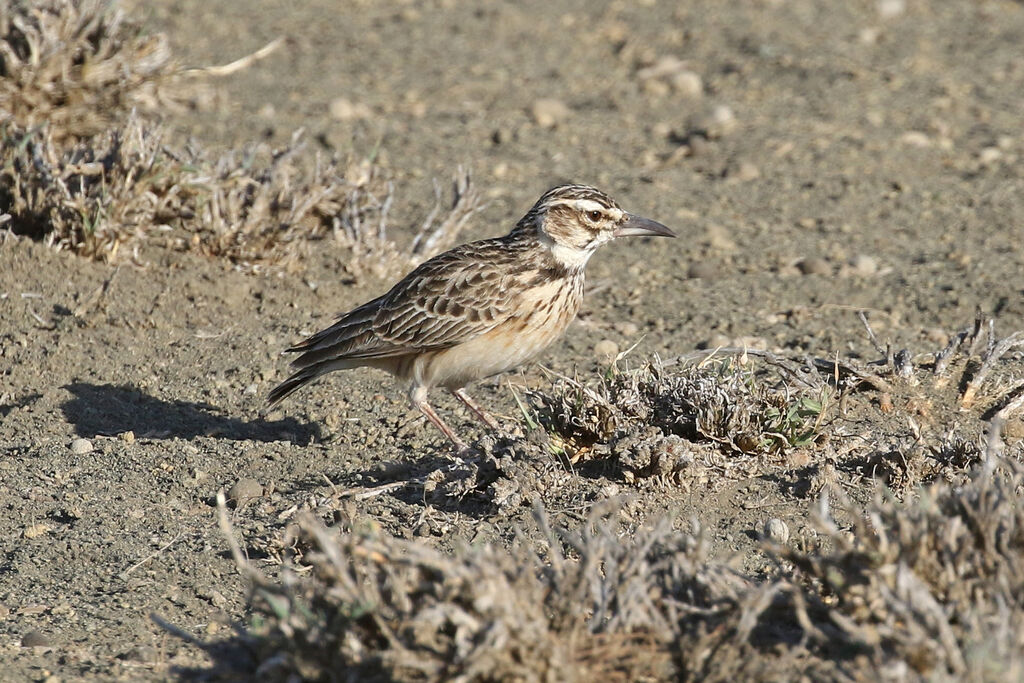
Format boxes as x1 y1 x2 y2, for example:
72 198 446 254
419 307 577 389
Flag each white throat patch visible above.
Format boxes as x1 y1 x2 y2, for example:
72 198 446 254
545 236 595 269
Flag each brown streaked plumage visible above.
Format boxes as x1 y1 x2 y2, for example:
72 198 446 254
268 184 675 450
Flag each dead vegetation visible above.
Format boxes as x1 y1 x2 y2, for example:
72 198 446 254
205 425 1024 682
0 0 481 270
519 314 1024 489
528 359 830 468
0 0 200 138
1 114 481 270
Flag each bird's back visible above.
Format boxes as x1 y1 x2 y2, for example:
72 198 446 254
284 232 548 370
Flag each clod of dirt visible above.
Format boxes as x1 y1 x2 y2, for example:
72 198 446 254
529 98 572 128
797 257 831 276
69 438 93 455
593 339 619 362
21 630 52 648
228 478 263 506
764 518 790 544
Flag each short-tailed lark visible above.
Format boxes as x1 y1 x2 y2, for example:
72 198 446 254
269 184 675 450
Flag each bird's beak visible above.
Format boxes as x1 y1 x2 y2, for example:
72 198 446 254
613 213 676 238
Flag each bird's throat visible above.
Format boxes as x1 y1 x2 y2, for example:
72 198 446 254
548 241 595 270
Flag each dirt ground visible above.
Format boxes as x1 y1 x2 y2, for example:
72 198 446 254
2 0 1024 679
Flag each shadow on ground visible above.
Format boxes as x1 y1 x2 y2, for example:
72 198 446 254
62 382 318 443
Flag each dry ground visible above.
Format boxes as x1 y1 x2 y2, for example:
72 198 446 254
2 0 1024 680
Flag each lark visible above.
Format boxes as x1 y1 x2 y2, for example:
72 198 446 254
268 184 675 450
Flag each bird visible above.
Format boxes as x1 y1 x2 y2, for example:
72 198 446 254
268 183 675 451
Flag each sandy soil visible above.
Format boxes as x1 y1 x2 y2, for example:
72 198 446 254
2 0 1023 679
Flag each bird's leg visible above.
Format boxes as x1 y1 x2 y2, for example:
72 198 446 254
411 386 468 451
450 388 500 431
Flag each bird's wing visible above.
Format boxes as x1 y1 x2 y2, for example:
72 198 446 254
371 243 517 352
286 240 521 367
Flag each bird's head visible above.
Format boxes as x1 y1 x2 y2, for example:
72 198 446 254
515 184 676 269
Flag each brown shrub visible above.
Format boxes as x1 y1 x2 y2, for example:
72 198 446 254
528 359 830 474
1 0 482 269
0 115 480 270
237 460 1024 682
234 504 715 682
0 0 196 139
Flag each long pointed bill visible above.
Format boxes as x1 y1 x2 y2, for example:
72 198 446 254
613 213 676 238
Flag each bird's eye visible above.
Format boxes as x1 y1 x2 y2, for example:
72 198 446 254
586 210 602 222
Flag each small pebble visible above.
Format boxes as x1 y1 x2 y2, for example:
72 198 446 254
877 0 906 18
616 321 640 337
705 224 737 251
21 630 51 648
691 104 737 139
900 131 931 148
228 478 263 506
636 57 703 97
594 339 620 362
728 160 760 182
978 147 1002 165
671 70 704 97
329 97 371 121
850 254 878 276
797 257 831 276
70 438 93 455
119 431 135 444
636 55 686 82
859 27 880 44
765 518 790 544
687 261 718 279
530 98 571 128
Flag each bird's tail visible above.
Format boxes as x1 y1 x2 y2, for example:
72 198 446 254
266 369 314 407
266 358 361 408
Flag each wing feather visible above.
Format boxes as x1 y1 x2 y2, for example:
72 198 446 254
285 238 524 368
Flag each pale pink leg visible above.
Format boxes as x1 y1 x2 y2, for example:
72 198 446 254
410 386 467 450
450 388 500 430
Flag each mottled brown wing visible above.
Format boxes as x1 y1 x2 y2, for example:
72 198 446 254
286 239 521 368
371 241 517 352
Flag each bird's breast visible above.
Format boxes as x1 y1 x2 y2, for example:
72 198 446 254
416 275 583 389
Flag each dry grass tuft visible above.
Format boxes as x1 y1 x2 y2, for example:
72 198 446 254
0 0 200 139
528 359 830 476
234 503 716 682
1 115 480 269
1 0 479 270
211 448 1024 681
774 454 1024 679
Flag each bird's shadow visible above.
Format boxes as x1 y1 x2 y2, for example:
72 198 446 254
61 382 318 443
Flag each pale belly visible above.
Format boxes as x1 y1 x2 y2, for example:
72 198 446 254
413 278 581 389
